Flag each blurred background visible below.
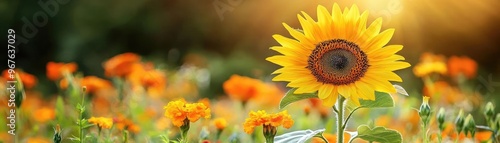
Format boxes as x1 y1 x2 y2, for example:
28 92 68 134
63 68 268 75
1 0 500 100
2 0 500 142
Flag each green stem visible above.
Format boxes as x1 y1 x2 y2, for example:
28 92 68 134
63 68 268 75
337 96 346 143
422 124 428 143
98 127 102 142
437 130 442 143
314 134 328 143
343 107 361 129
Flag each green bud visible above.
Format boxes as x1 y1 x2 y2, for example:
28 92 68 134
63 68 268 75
455 109 465 134
465 114 476 137
437 108 446 131
419 96 431 126
263 124 277 140
485 102 495 120
53 124 62 143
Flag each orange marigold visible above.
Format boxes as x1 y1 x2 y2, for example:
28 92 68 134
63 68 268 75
413 53 447 77
114 115 141 134
213 118 227 130
2 69 37 89
164 99 211 127
223 75 264 102
46 62 77 81
103 53 141 77
32 106 55 123
59 76 112 94
447 56 477 79
88 117 113 129
243 110 294 134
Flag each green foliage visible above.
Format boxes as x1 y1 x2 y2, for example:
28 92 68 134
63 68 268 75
349 125 402 143
274 129 325 143
346 91 395 111
279 88 318 109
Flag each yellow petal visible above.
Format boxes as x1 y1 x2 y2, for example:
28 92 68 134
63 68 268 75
363 29 395 53
317 5 333 38
318 85 334 99
322 92 337 107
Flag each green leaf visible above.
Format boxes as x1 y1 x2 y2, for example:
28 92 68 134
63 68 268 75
82 124 94 129
346 91 394 111
349 125 402 143
274 129 325 143
279 88 317 109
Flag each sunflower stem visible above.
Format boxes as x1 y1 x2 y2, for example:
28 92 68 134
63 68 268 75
336 96 346 143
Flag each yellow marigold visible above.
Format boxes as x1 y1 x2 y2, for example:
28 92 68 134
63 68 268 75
223 74 264 102
164 99 211 127
447 56 477 79
213 118 227 130
88 117 113 129
413 53 447 77
243 110 294 134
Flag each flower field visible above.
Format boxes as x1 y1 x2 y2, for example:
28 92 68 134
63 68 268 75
2 1 500 143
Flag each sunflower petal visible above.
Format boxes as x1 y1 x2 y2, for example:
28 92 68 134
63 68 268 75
317 5 333 38
364 29 395 53
322 92 337 107
318 85 334 99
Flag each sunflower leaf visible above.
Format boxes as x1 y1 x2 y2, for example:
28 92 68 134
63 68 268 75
274 128 325 143
349 125 402 143
279 88 317 109
346 91 394 110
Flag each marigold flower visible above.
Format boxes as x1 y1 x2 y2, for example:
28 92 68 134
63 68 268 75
243 110 294 134
32 106 55 123
413 53 447 77
114 115 141 134
213 118 227 130
88 117 113 129
2 69 37 89
447 56 477 79
59 76 112 94
164 99 211 127
46 62 77 81
223 75 264 102
103 53 141 77
127 63 167 97
26 137 51 143
475 131 493 142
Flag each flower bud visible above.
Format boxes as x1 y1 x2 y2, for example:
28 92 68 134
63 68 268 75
437 108 445 131
53 124 62 143
465 114 476 137
419 96 431 126
455 109 465 134
485 102 495 120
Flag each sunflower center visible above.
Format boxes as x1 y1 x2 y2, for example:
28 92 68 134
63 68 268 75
307 39 369 85
332 54 348 70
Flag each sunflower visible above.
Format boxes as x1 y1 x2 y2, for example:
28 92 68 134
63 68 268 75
266 4 410 106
